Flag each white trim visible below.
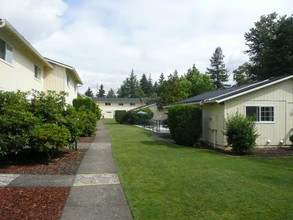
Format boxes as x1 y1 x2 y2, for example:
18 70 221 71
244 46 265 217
245 105 275 123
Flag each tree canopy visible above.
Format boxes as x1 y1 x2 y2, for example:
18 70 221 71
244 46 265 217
84 87 94 98
241 12 293 81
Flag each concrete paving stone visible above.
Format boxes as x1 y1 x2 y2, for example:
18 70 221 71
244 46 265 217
8 174 75 187
65 185 128 207
0 174 20 186
61 205 132 220
77 142 91 150
74 173 120 186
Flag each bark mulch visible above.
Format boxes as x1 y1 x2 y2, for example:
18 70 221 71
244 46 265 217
0 136 94 220
0 187 70 220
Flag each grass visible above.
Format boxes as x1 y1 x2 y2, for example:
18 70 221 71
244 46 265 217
104 119 293 220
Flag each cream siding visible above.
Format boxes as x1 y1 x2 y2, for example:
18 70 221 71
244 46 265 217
202 103 225 148
0 36 45 92
221 78 293 147
97 101 146 119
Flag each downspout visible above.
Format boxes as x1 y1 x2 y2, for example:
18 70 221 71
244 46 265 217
0 20 5 28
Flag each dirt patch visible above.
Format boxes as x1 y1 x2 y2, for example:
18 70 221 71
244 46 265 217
0 187 70 220
79 136 95 143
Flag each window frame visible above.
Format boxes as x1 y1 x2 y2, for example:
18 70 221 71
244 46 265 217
0 38 14 65
34 64 41 80
245 105 275 123
118 103 124 106
105 102 111 106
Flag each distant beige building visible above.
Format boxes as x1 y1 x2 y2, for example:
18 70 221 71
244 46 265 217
177 75 293 148
93 97 162 119
0 19 82 104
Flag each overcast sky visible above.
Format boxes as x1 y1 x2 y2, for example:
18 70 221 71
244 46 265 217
1 0 292 94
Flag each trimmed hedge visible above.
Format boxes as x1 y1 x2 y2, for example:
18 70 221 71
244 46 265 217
115 110 127 124
168 105 202 146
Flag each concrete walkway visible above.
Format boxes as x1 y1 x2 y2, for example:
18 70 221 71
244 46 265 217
61 121 133 220
0 121 133 220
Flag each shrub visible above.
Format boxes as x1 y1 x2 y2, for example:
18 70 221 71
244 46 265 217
73 97 101 120
168 105 202 146
30 123 71 160
290 134 293 146
0 91 38 156
224 112 258 153
115 110 127 123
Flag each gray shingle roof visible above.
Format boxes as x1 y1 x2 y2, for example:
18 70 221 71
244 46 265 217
93 97 160 104
178 75 293 105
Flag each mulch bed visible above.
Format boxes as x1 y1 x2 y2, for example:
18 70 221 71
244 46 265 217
0 187 70 220
0 136 94 219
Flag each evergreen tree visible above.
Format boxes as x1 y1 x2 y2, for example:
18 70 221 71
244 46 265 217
206 47 229 89
96 84 106 98
140 73 149 96
185 64 215 96
84 87 94 98
117 69 143 98
107 88 116 98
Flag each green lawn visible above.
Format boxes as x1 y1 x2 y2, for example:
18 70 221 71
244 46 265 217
104 120 293 220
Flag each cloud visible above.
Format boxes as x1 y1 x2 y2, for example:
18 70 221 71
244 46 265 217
1 0 292 93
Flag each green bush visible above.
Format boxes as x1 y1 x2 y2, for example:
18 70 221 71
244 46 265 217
30 123 71 160
115 110 127 123
290 134 293 146
168 105 202 146
224 112 258 153
73 97 101 120
0 91 38 156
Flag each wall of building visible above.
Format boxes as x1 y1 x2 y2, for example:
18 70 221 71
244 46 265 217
225 78 293 146
0 35 45 92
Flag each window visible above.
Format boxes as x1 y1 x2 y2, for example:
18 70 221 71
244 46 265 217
105 103 111 106
130 103 136 106
66 73 70 86
246 106 274 122
0 38 13 64
34 65 41 79
118 103 124 106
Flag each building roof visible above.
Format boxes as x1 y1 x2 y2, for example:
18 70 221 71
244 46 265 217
0 19 53 69
45 57 83 85
178 75 293 105
93 97 160 104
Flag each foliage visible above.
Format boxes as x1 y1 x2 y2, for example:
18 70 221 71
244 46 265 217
30 123 71 160
84 87 94 98
0 91 38 156
138 108 154 119
290 134 293 146
73 97 101 119
105 120 293 219
185 64 215 96
206 47 230 89
224 112 258 153
159 70 190 108
117 69 144 98
96 84 106 98
244 13 293 80
115 110 127 124
29 90 67 124
0 91 97 158
107 88 116 98
140 74 155 97
168 105 202 146
233 62 255 85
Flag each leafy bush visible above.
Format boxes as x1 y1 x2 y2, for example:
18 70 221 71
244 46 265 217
0 91 38 156
168 105 202 146
115 110 127 123
73 97 101 119
30 123 71 160
224 112 258 153
290 134 293 146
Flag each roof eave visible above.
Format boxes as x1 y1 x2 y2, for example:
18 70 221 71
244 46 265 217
1 19 53 69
